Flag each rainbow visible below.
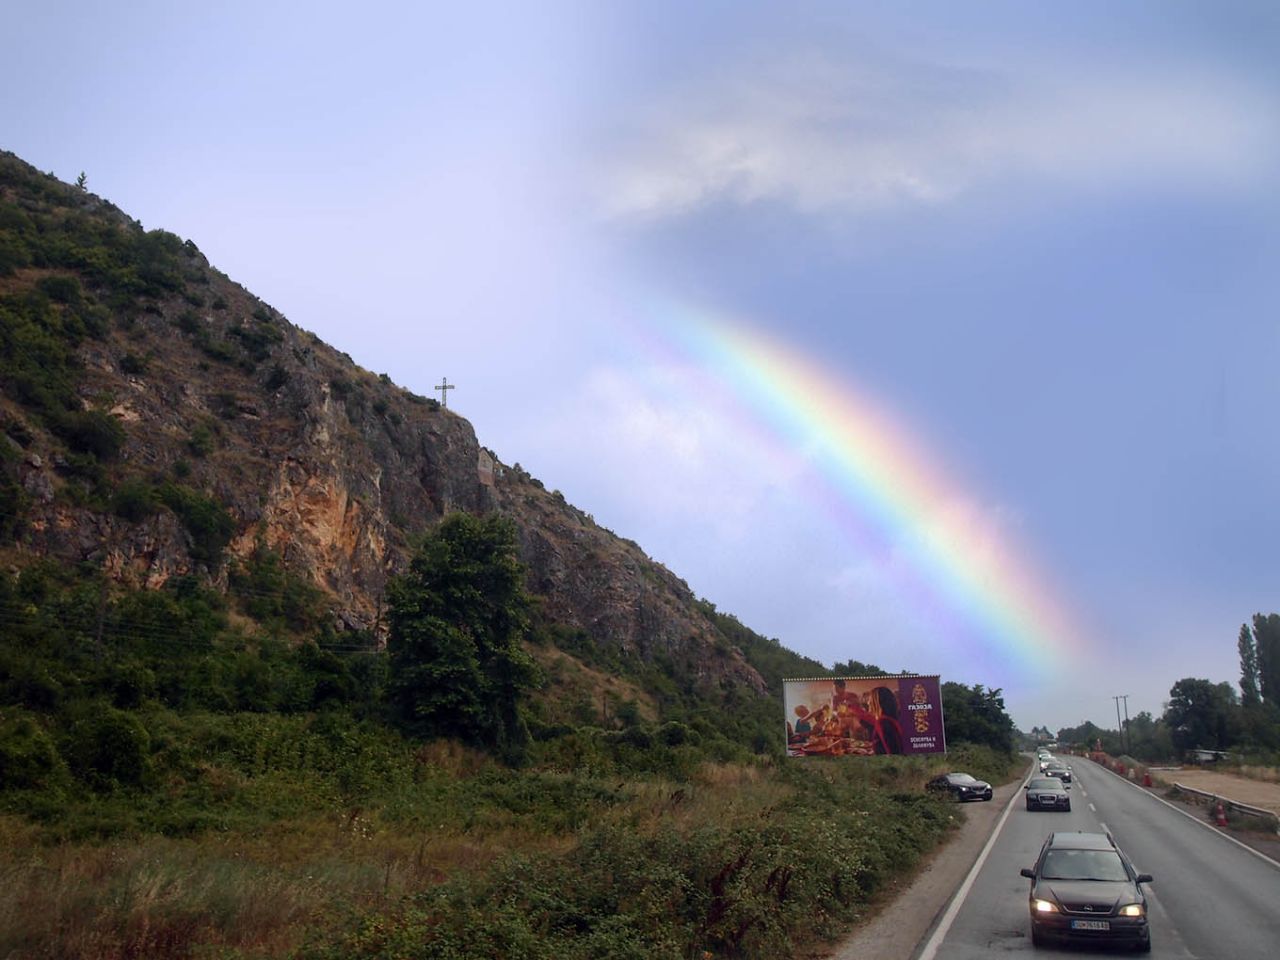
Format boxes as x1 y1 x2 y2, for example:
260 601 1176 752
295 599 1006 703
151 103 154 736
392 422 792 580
646 301 1087 680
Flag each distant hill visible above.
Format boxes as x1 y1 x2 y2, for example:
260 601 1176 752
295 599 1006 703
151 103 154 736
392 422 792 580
0 150 828 737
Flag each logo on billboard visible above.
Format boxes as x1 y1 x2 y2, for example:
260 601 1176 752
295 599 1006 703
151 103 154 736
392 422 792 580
911 682 931 733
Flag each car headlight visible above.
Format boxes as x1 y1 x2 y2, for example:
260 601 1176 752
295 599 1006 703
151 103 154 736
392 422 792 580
1033 899 1059 913
1118 903 1144 917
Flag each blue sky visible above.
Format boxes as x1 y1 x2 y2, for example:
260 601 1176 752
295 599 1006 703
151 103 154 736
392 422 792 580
5 1 1278 732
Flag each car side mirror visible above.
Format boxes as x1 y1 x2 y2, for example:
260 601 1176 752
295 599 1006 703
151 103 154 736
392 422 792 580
1020 868 1036 879
1136 873 1153 884
1022 784 1029 790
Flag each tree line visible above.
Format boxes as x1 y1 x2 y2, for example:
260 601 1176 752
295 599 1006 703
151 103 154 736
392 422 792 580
1050 614 1280 762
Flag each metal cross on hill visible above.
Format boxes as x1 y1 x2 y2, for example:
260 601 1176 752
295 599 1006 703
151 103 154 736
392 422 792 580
434 377 455 408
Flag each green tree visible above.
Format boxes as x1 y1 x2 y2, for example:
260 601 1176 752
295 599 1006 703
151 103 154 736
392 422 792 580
1124 711 1174 763
941 682 1015 752
386 513 539 762
1056 720 1119 754
1163 678 1240 754
1252 613 1280 708
1239 622 1261 708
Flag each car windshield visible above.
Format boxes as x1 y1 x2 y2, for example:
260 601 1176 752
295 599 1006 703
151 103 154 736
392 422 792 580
1041 850 1129 882
1028 778 1060 789
950 774 975 782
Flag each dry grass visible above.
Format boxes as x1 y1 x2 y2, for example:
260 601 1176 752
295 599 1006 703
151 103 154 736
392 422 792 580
0 751 974 959
0 806 587 960
0 765 804 959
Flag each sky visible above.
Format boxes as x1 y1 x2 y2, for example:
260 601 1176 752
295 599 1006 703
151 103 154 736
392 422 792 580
4 1 1278 732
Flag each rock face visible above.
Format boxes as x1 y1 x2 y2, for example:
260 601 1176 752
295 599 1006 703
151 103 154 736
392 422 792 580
0 153 767 695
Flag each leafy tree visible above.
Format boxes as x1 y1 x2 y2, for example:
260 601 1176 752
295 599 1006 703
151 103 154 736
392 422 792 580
156 482 235 566
1252 613 1280 708
62 705 152 789
1056 720 1119 754
941 682 1014 752
1163 678 1240 754
386 513 539 762
1239 622 1261 708
829 659 889 678
1123 711 1175 763
228 538 330 634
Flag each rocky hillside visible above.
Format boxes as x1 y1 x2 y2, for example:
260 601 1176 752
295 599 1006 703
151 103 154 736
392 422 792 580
0 152 768 696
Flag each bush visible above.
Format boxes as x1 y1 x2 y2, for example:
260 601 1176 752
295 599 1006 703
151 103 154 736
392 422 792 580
111 478 156 521
62 705 152 789
156 483 236 566
119 351 148 375
36 274 82 304
50 408 126 460
0 714 68 790
187 423 216 457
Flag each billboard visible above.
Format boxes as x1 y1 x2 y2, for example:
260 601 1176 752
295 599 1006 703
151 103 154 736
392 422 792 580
783 675 946 757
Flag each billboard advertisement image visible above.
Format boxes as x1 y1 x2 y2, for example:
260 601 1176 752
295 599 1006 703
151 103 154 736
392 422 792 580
783 675 946 757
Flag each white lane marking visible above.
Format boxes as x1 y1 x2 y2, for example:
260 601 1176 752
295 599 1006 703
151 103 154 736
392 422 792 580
1100 821 1111 835
1089 760 1280 872
1089 803 1096 812
916 771 1028 960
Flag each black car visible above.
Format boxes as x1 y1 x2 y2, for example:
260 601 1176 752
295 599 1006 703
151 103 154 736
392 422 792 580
1044 762 1073 785
1024 776 1071 811
926 772 993 802
1019 831 1153 952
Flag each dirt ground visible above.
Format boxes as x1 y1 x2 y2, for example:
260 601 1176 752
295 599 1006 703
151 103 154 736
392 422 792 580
1148 767 1280 815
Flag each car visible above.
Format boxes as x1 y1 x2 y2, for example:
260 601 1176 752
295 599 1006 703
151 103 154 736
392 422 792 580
1044 762 1072 785
926 772 993 801
1019 831 1153 953
1024 776 1071 811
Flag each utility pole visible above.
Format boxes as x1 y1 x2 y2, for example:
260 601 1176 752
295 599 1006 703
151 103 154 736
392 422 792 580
1120 694 1131 755
434 377 455 408
1112 695 1129 756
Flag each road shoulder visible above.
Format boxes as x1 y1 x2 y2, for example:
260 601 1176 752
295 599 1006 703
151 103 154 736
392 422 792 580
817 775 1024 960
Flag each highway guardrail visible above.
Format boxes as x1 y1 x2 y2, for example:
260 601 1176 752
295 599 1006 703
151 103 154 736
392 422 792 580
1171 782 1280 833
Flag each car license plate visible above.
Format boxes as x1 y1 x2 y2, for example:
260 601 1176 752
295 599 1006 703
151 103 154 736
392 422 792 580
1071 920 1110 931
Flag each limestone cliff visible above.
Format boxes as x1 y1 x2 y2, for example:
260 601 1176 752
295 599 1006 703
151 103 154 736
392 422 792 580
0 152 767 695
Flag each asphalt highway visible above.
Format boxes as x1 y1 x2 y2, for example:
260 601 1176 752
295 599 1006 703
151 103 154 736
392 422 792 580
916 757 1280 958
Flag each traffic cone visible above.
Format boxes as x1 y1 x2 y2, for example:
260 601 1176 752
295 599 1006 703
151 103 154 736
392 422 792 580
1142 772 1152 788
1214 801 1228 827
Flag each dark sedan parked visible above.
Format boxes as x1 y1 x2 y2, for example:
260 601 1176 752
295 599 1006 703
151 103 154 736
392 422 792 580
926 772 993 801
1025 776 1071 811
1019 831 1153 952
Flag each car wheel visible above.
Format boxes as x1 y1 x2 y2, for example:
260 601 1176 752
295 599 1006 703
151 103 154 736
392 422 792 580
1026 802 1034 810
1134 934 1151 953
1031 927 1045 948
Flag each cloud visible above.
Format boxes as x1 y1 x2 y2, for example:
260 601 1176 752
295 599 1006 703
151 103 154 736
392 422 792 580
598 51 1276 222
522 362 817 544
